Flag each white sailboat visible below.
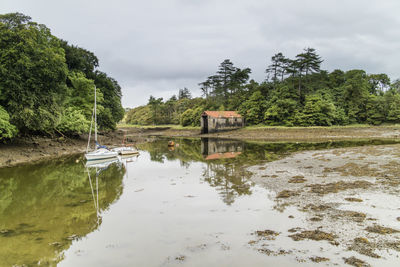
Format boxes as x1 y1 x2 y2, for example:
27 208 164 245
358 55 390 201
85 86 118 161
112 130 139 155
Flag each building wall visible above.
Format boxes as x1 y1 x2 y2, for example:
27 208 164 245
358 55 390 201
201 116 244 133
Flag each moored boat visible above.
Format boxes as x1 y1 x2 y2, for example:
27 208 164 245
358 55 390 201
85 148 118 161
112 130 139 155
112 146 139 155
85 85 118 161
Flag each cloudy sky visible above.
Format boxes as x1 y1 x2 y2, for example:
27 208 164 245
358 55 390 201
2 0 400 107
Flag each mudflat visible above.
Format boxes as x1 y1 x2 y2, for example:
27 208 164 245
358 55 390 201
1 126 400 168
248 143 400 265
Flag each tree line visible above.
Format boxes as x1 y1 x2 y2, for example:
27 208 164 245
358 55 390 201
0 13 124 141
126 48 400 127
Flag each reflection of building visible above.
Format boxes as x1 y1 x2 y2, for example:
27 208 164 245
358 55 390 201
205 152 241 160
201 111 244 134
201 138 243 160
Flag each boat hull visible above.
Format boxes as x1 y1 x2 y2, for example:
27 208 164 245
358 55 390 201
85 150 118 161
112 147 139 155
119 150 139 155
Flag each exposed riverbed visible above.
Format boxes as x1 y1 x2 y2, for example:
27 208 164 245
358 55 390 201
0 138 399 266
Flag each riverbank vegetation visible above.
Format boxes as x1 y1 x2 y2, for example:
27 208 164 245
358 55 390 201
0 13 124 141
126 49 400 128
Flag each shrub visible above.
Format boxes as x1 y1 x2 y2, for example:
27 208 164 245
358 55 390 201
0 106 17 141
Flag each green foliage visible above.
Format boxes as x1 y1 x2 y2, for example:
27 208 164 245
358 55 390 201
66 71 97 118
295 94 336 126
366 95 386 125
180 107 203 127
60 40 98 77
94 71 124 130
341 70 370 123
191 107 204 126
180 109 194 127
239 91 267 125
125 105 152 125
0 156 124 265
264 98 298 126
0 13 68 133
56 107 90 134
178 88 191 99
121 47 399 128
332 107 349 125
386 92 400 123
0 12 124 137
125 90 207 126
148 96 164 125
0 106 17 140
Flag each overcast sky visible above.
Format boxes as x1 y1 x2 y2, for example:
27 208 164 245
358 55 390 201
2 0 400 107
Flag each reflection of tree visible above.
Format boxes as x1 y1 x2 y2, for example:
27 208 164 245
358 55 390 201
202 162 253 205
0 156 125 266
139 137 392 206
139 138 257 205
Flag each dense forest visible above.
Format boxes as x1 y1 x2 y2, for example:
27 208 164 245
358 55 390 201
0 13 124 141
126 48 400 127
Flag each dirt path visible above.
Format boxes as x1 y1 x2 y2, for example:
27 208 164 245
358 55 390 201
248 144 400 266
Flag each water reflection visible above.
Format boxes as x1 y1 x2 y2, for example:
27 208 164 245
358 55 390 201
140 138 256 205
138 137 400 205
0 156 125 266
201 138 243 160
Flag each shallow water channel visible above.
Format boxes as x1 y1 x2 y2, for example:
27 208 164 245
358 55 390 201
1 138 399 266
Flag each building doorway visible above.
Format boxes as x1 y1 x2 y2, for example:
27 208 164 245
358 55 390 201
201 115 208 134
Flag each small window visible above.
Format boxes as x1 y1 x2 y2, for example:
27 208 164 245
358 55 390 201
234 118 237 122
213 119 215 124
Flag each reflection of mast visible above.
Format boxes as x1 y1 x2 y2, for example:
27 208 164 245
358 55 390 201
122 154 139 178
86 166 100 225
96 169 99 222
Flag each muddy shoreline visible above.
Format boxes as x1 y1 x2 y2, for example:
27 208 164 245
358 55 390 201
0 130 145 168
1 126 400 168
248 144 400 266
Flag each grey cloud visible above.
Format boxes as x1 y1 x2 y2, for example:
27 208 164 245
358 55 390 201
2 0 400 107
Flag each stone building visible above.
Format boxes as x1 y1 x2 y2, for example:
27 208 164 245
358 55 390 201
200 111 244 134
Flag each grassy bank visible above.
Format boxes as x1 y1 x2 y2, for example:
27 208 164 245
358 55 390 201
117 123 200 130
118 123 400 131
117 124 400 142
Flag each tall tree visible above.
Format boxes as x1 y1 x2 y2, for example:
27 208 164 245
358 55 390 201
199 80 211 98
60 41 99 79
0 13 68 133
148 96 163 125
178 88 192 99
266 52 287 83
294 48 323 97
341 70 370 123
368 74 390 95
94 71 124 130
217 59 236 97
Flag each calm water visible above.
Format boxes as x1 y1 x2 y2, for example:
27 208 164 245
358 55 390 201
0 138 399 266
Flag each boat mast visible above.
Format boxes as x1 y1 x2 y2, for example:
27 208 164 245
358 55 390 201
86 106 94 153
94 85 97 150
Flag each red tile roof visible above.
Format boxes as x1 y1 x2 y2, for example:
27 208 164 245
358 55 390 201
202 111 242 118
